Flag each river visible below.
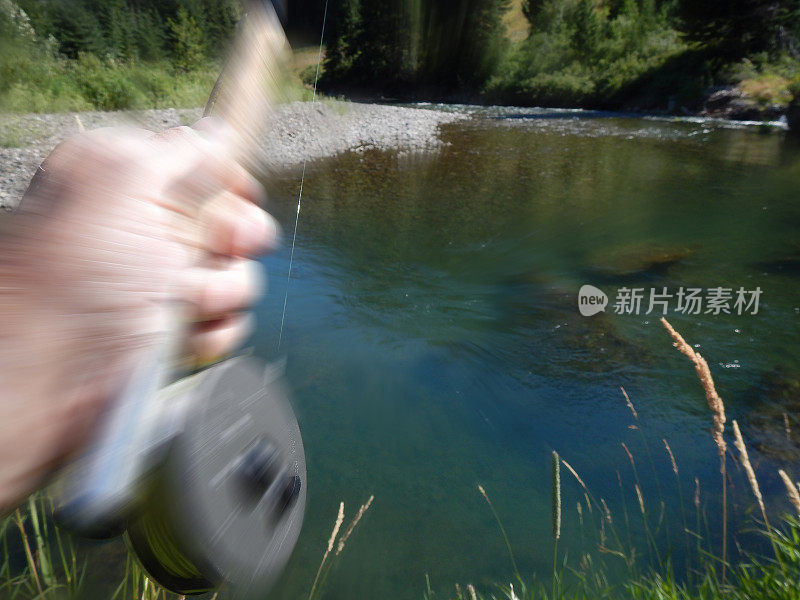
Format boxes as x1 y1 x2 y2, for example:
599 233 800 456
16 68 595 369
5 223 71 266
255 107 800 600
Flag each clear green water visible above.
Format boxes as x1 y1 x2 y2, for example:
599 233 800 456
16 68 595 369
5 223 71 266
254 109 800 600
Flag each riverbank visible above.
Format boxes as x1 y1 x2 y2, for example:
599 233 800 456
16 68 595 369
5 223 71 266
0 101 467 210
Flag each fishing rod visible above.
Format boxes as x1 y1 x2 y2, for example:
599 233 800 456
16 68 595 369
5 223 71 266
54 1 309 596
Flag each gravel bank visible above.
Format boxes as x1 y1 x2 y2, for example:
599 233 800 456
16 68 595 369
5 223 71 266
0 101 466 210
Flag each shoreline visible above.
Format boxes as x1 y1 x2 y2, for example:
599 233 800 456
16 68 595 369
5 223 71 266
0 101 468 210
1 98 790 210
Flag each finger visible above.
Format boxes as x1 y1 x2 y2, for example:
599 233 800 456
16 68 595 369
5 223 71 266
199 191 280 256
182 258 265 317
155 123 264 203
160 155 265 217
187 312 254 363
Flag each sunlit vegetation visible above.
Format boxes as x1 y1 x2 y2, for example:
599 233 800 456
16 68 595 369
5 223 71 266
319 0 800 111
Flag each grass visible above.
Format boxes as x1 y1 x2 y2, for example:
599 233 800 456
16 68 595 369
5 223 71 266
0 120 38 147
0 490 373 599
0 39 316 115
0 50 220 114
426 318 800 600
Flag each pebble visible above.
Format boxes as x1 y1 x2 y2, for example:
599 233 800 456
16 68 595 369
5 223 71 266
0 101 467 210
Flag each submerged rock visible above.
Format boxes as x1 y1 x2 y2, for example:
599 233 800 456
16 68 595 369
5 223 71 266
584 243 696 281
489 273 653 374
754 242 800 275
746 367 800 461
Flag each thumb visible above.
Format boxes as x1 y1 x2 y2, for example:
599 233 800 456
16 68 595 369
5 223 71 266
192 116 240 148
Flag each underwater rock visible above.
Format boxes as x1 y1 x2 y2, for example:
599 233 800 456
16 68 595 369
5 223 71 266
489 274 653 374
754 242 800 275
584 243 696 281
745 366 800 462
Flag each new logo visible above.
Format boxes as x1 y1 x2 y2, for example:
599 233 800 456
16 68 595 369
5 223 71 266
578 285 608 317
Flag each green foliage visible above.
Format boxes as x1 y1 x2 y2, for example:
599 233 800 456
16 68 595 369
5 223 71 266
626 519 800 600
485 0 686 108
10 0 238 66
725 54 800 109
0 496 87 598
0 0 225 112
323 0 362 82
570 0 601 57
48 0 105 59
316 0 800 111
68 53 145 110
169 7 205 73
351 0 409 86
0 24 215 113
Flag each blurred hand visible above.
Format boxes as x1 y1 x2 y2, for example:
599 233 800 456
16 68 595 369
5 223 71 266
0 120 277 511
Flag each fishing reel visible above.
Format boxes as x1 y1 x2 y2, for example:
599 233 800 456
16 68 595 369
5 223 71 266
55 356 306 597
56 0 307 594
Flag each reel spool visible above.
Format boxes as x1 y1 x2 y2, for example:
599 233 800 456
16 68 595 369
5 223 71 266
56 357 306 597
126 358 306 595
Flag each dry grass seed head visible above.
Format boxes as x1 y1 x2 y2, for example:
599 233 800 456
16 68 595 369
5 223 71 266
779 470 800 517
661 318 726 461
561 458 588 490
601 498 612 524
694 477 700 508
620 386 638 420
663 439 678 475
621 443 635 468
337 495 374 555
635 484 645 515
327 502 345 554
732 420 765 514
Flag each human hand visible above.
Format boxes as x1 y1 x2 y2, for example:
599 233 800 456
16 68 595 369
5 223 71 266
0 120 277 510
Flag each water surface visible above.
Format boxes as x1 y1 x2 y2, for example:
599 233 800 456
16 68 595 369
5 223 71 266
256 108 800 599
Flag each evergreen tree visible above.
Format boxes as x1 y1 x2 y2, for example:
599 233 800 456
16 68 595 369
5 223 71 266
169 6 205 71
351 0 410 86
50 0 106 58
569 0 601 57
199 0 239 52
133 9 167 62
676 0 800 60
324 0 362 80
103 0 138 60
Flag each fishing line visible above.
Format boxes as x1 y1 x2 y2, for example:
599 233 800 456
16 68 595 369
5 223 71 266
277 0 329 351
